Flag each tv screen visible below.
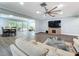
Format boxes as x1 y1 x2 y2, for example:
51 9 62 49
48 20 61 28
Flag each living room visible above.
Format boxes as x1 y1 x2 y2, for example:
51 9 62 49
0 2 79 56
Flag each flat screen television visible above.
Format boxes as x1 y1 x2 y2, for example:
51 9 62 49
48 20 61 28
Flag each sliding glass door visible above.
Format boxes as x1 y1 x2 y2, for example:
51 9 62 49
6 19 17 28
5 19 35 32
16 21 23 31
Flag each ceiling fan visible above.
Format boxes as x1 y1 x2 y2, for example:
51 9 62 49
40 2 63 17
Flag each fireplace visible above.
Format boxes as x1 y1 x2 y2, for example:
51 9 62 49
52 30 56 33
48 28 61 34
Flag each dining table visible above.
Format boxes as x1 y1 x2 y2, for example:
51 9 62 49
2 27 16 37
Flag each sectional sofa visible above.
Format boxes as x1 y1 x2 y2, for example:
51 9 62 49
10 38 75 56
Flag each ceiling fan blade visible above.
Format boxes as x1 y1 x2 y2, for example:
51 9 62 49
48 6 57 12
48 10 62 14
47 12 58 15
48 10 61 14
46 11 59 15
52 10 61 12
52 13 58 14
48 13 55 17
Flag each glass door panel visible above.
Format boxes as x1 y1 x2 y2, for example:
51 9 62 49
16 21 22 31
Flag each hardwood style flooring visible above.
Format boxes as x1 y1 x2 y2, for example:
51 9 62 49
0 37 16 56
0 31 35 56
0 31 76 56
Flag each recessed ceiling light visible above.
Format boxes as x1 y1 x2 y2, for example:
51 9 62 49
20 2 24 5
57 4 64 8
36 11 41 14
9 15 13 17
59 12 63 15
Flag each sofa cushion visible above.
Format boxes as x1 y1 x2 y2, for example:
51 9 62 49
15 39 48 56
46 48 74 56
10 44 26 56
73 38 79 45
46 49 58 56
73 38 79 52
73 38 79 47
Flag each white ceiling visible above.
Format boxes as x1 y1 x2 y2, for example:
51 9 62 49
0 2 79 20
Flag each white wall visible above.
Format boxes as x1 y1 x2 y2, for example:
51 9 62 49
35 20 42 33
61 17 79 36
35 19 55 33
0 17 6 34
35 17 79 36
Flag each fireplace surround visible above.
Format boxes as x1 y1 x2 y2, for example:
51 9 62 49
48 28 61 34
